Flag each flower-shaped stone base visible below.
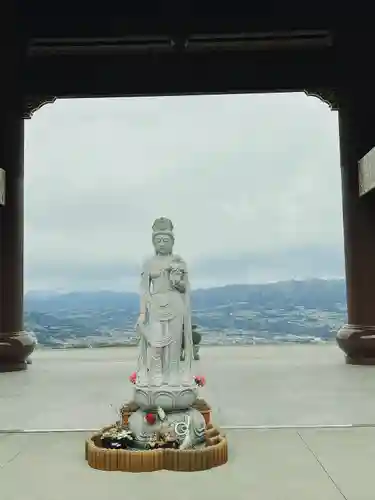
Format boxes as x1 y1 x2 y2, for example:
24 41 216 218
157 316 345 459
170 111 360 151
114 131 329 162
133 383 198 411
85 424 228 473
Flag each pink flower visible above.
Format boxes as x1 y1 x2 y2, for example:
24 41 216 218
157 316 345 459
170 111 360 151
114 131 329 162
194 375 206 387
129 372 137 384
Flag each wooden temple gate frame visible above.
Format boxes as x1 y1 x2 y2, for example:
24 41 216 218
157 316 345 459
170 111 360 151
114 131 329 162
1 28 375 370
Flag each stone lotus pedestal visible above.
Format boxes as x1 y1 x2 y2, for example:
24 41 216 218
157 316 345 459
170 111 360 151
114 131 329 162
85 373 227 473
133 382 198 411
85 381 226 472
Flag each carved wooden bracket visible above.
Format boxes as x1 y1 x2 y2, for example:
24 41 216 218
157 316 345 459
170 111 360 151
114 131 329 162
23 96 57 119
359 146 375 196
304 89 339 111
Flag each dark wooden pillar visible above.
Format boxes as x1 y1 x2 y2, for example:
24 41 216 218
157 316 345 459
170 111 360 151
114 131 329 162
0 42 36 372
336 91 375 364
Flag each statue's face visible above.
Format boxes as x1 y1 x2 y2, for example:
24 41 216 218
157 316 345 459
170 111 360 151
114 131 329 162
153 234 174 255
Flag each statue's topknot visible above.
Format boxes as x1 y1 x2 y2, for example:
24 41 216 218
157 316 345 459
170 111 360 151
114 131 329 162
152 217 174 234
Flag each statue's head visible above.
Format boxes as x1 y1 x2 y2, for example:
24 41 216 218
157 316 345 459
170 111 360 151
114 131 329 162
152 217 174 255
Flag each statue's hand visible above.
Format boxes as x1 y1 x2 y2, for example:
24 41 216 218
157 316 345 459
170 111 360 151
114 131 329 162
173 281 186 293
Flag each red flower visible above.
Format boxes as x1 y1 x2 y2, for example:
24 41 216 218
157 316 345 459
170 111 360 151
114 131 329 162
129 372 137 384
194 375 206 387
145 413 156 425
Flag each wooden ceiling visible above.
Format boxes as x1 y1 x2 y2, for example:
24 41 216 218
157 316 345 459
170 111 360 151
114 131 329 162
14 5 374 103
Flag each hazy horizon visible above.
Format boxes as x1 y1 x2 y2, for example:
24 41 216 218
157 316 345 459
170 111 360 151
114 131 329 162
25 92 343 292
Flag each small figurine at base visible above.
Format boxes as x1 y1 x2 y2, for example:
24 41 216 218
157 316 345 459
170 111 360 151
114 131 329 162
181 324 201 361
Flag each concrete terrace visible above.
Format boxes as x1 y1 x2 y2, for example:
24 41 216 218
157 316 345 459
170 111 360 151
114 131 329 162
1 344 374 499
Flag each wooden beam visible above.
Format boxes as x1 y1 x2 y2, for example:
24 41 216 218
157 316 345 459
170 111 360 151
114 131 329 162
24 46 337 97
0 169 5 206
359 146 375 196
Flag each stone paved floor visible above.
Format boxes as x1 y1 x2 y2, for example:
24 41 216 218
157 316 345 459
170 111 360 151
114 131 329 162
1 428 374 500
0 344 375 499
1 344 375 430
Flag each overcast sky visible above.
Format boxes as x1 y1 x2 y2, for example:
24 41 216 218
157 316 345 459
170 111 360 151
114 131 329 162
24 93 343 292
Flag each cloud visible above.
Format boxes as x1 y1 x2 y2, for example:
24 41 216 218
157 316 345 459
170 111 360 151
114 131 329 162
192 245 344 289
24 92 342 291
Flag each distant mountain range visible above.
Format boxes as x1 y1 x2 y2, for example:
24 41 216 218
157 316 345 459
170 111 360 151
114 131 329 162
24 279 347 348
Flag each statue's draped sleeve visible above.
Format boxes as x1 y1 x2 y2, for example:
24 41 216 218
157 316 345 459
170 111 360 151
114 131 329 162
136 259 150 384
181 259 193 378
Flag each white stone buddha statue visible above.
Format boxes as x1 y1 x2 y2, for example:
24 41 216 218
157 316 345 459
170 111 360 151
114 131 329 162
134 217 195 409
